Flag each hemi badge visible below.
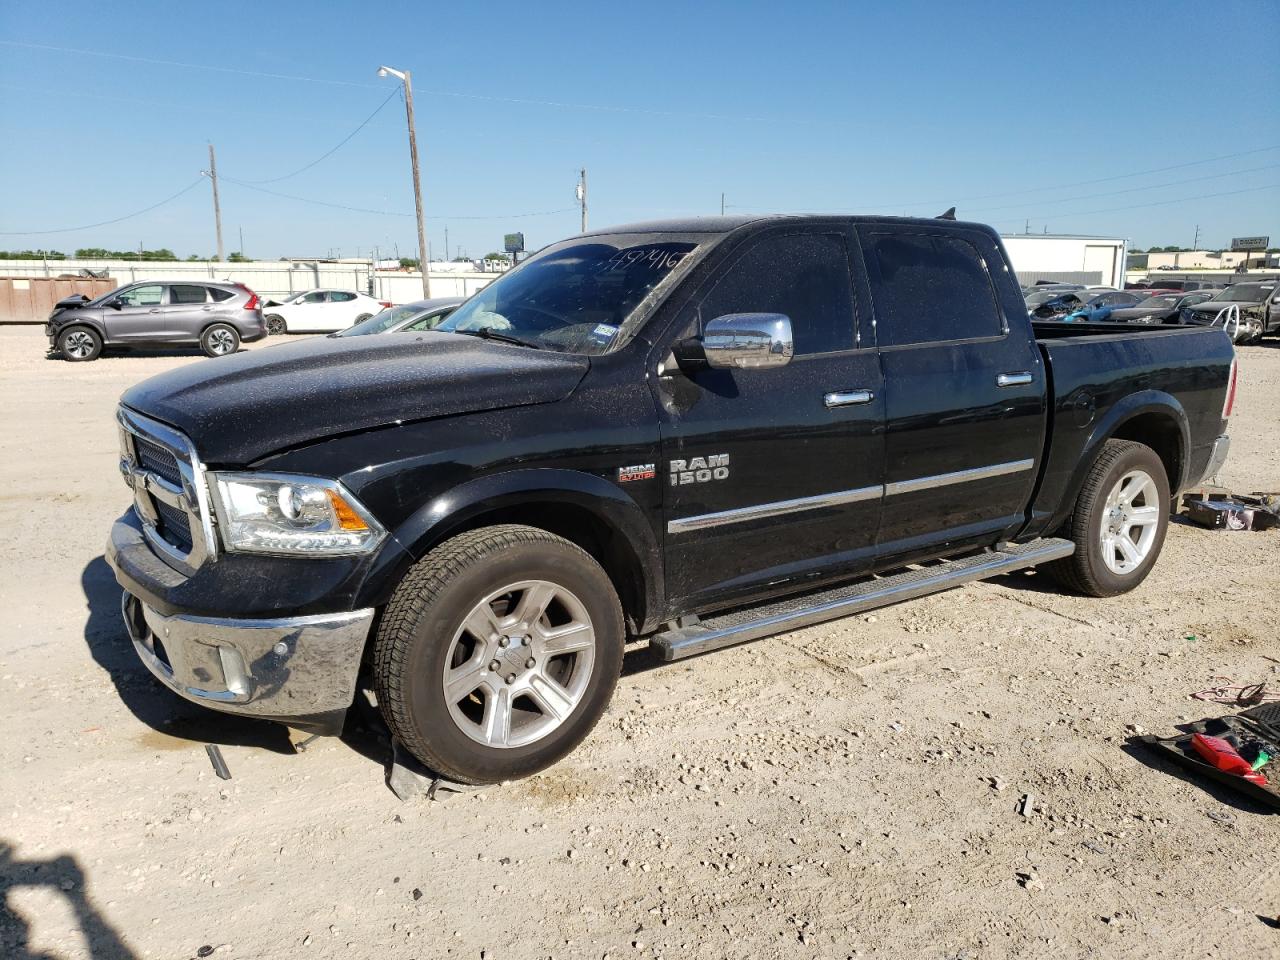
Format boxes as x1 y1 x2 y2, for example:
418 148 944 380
617 463 656 483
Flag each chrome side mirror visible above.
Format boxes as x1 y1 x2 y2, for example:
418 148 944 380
702 313 794 370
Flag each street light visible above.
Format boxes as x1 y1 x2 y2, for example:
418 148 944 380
378 65 430 298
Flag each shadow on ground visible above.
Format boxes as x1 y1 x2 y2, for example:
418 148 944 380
81 556 293 754
0 841 136 960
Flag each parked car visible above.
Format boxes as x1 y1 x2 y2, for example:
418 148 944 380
1143 279 1224 292
108 214 1235 785
1062 290 1145 322
261 289 391 335
45 280 264 362
1179 280 1280 342
1026 289 1088 318
332 297 465 337
1109 291 1215 325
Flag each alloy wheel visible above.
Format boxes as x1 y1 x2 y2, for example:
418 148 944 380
1098 469 1160 575
63 331 95 359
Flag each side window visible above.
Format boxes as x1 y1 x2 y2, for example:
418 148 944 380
208 287 234 302
865 233 1003 346
300 291 327 304
331 291 357 303
116 284 164 307
170 284 209 305
405 309 450 331
698 232 856 355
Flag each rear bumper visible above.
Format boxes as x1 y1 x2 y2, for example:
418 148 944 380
1194 434 1231 485
121 592 372 735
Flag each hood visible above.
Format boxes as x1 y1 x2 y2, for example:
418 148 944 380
1108 305 1171 321
1186 299 1262 316
49 294 95 321
121 331 590 464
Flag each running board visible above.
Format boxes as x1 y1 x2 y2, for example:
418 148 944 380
650 538 1074 662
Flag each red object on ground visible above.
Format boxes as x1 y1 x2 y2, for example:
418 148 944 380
1190 733 1269 785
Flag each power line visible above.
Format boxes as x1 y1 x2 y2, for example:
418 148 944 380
0 178 206 235
221 177 576 220
240 88 402 184
1001 182 1280 225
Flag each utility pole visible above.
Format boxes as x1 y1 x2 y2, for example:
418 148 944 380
239 226 245 260
207 143 224 263
721 193 726 216
1024 218 1030 234
1192 224 1200 250
379 66 430 297
444 225 449 263
577 168 588 233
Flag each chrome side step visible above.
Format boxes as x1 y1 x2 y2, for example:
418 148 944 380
650 538 1074 662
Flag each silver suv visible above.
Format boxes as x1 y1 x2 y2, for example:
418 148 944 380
45 280 266 361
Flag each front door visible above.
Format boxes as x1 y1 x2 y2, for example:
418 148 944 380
654 225 885 612
856 224 1046 560
103 283 166 341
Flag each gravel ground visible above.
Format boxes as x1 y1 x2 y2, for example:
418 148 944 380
1 325 1277 960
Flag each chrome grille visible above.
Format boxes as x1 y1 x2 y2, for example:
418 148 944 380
118 407 217 575
134 437 182 486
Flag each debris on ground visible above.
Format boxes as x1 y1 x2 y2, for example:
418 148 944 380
1181 491 1280 531
204 744 232 780
1192 678 1279 707
1139 702 1280 810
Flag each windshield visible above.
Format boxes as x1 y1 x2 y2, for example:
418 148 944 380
1025 291 1060 306
435 234 702 354
1212 283 1272 303
336 304 427 336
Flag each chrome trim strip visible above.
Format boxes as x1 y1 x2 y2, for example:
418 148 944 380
667 485 881 535
885 458 1034 497
996 371 1033 388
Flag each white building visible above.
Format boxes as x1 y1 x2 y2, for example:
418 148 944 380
1144 249 1276 271
1000 234 1127 288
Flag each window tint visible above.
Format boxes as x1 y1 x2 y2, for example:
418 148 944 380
299 291 326 304
404 308 451 331
866 233 1003 346
208 287 234 302
331 291 357 302
170 284 208 305
116 284 163 307
698 232 855 355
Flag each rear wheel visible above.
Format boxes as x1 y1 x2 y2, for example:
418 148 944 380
372 524 624 784
265 314 286 336
200 323 240 357
354 313 373 323
58 326 102 362
1043 439 1169 597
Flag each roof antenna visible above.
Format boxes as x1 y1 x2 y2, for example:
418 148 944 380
936 206 957 221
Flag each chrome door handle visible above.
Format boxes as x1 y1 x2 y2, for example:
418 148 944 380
148 308 161 313
996 371 1033 388
824 389 875 408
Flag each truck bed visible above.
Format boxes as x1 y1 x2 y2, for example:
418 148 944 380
1031 319 1211 341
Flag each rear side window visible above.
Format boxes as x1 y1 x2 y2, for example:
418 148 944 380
699 232 856 355
208 287 234 302
331 291 357 302
865 233 1003 346
170 284 209 305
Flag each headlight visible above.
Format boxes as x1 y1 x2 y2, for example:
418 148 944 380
210 472 385 556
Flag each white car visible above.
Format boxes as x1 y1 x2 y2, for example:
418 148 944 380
262 289 391 335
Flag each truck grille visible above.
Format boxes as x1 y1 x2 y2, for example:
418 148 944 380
118 407 216 575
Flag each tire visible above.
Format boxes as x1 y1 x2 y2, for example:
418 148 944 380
372 524 624 784
354 313 373 323
58 326 102 362
1043 439 1170 598
265 314 286 336
200 323 240 358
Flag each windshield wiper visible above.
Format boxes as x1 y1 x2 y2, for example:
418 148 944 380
453 326 541 349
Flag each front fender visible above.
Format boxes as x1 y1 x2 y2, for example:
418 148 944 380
354 468 663 629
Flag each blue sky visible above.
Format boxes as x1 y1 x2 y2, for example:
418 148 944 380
1 0 1277 259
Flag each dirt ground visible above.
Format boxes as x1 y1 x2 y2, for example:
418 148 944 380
1 324 1277 960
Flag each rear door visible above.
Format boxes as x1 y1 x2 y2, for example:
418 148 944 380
103 283 166 341
165 283 215 340
856 224 1046 560
655 225 885 610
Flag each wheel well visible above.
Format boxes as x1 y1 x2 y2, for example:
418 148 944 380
1110 413 1183 492
432 503 650 634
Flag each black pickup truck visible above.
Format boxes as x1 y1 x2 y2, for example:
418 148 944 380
107 215 1235 784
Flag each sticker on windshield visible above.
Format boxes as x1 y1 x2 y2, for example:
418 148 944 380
590 323 619 345
600 246 689 273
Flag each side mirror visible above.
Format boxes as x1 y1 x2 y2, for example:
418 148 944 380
700 313 794 370
108 300 123 310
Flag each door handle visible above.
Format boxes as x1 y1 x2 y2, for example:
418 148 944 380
148 308 161 314
824 389 875 408
201 306 213 311
996 371 1033 388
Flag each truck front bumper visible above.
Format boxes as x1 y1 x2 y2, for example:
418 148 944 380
108 512 375 735
121 594 372 735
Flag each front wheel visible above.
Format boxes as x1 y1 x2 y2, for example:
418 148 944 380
1043 439 1169 597
354 313 373 324
58 326 102 361
265 314 286 336
200 323 240 357
372 524 624 784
